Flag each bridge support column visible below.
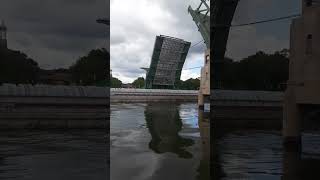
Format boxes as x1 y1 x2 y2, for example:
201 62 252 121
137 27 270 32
198 49 210 109
198 92 205 109
283 144 301 180
283 88 301 148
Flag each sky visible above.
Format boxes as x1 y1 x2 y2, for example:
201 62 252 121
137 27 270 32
227 0 300 60
0 0 109 69
1 0 301 83
111 0 301 83
110 0 207 83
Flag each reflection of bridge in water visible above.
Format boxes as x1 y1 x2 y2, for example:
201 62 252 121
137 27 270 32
143 103 210 179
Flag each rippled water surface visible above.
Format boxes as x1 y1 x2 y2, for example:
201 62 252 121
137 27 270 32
216 130 320 180
0 130 108 180
110 103 209 180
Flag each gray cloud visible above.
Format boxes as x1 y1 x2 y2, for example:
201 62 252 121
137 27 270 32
110 0 206 83
226 0 300 60
0 0 109 69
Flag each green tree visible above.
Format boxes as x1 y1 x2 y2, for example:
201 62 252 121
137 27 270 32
175 78 200 90
132 77 145 88
219 50 289 91
111 77 122 88
0 49 40 84
70 48 109 86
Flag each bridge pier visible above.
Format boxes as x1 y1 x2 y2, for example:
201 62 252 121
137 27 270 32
198 49 210 109
283 1 320 147
283 88 302 147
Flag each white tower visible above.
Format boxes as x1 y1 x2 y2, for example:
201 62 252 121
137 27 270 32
0 20 7 49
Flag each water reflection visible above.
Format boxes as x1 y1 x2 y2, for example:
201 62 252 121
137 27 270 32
215 130 320 180
197 109 210 180
0 130 108 180
111 103 210 180
283 144 320 180
145 103 194 159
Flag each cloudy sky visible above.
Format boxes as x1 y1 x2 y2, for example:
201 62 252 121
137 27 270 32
111 0 301 83
110 0 207 83
1 0 301 83
0 0 109 69
227 0 300 60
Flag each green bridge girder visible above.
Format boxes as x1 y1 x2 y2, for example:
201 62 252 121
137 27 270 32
188 0 210 49
188 0 239 89
211 0 239 89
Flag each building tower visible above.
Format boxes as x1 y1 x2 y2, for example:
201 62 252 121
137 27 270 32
283 0 320 147
0 20 7 49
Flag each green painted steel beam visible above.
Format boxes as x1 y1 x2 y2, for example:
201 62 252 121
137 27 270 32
188 0 210 48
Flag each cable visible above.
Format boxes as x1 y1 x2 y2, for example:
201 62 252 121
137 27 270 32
190 39 204 48
183 66 202 70
231 14 301 27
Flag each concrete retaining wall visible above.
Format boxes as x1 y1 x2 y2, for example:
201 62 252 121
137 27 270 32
0 84 109 129
111 88 198 102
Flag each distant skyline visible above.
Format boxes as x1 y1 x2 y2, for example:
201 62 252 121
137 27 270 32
0 0 109 70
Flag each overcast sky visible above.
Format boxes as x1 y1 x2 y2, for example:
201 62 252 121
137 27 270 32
111 0 301 83
1 0 301 83
110 0 207 83
227 0 300 60
0 0 109 69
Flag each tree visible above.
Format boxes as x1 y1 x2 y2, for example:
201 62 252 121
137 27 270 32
70 48 109 86
175 78 200 90
0 49 40 84
219 50 289 91
111 77 122 88
132 77 145 88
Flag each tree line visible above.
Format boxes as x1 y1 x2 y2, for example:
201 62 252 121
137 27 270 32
0 47 289 91
111 76 200 90
112 49 289 91
0 48 109 86
219 49 289 91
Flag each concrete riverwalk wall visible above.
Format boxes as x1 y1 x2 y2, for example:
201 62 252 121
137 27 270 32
0 84 109 129
110 88 198 103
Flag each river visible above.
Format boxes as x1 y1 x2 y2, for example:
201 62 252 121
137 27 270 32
0 130 108 180
110 103 210 180
215 130 320 180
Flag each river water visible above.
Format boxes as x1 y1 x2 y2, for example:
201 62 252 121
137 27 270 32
0 130 108 180
215 130 320 180
110 103 210 180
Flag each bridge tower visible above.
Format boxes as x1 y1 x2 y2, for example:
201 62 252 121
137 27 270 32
188 0 210 109
0 20 7 49
283 0 320 146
